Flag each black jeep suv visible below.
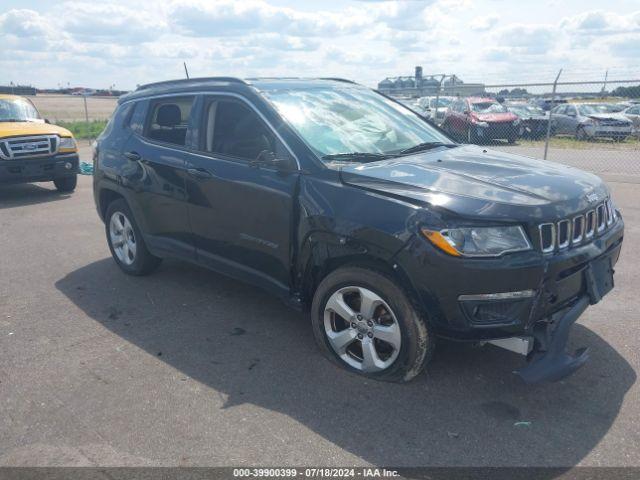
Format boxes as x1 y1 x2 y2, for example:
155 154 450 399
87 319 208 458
93 77 624 383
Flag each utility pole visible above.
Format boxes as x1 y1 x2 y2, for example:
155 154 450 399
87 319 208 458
184 62 190 79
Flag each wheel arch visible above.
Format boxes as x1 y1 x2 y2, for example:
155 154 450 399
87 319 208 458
299 242 420 314
97 187 126 222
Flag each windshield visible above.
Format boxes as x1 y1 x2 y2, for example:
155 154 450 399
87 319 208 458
577 104 615 115
263 87 452 158
0 98 41 122
509 105 544 116
471 102 508 113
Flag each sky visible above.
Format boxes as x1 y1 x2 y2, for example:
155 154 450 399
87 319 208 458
0 0 639 90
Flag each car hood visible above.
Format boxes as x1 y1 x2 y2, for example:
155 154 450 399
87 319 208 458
474 112 517 123
339 145 608 221
0 121 73 138
520 114 549 121
586 113 629 122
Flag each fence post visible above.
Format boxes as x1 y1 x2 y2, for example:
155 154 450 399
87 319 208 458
544 69 562 160
434 75 445 124
83 94 89 127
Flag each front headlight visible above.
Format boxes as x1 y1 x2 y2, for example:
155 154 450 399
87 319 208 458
59 136 77 150
421 226 532 257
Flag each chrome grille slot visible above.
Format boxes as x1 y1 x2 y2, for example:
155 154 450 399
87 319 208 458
557 219 570 249
0 135 59 160
539 223 555 253
605 200 614 226
572 215 584 244
585 210 596 239
596 204 606 232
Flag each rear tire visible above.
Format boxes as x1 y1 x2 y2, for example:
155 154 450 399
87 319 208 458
53 175 77 193
311 266 435 383
105 199 161 276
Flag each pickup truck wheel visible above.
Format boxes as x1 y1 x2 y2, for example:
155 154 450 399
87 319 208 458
311 267 434 382
53 175 77 193
105 199 161 276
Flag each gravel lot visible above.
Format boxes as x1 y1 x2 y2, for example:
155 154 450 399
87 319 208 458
0 149 638 468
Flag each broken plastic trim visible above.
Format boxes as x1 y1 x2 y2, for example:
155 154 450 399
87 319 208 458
515 296 590 384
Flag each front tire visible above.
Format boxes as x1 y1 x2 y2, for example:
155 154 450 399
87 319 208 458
105 199 161 276
576 126 589 141
311 267 434 382
53 175 77 193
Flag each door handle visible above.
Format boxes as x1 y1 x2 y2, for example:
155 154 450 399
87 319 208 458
187 167 213 179
124 151 141 161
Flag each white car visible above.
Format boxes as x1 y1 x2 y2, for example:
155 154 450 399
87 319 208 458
622 105 640 133
416 96 454 124
550 103 633 141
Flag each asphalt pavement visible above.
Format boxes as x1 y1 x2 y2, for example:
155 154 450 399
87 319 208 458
0 147 638 468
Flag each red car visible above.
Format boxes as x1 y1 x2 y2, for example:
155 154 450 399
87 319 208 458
443 97 520 144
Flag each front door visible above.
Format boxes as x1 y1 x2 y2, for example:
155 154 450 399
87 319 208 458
184 95 299 297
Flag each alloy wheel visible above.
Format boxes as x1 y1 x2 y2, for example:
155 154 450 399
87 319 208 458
109 211 137 266
323 286 401 372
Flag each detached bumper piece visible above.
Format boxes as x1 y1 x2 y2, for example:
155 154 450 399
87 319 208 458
515 296 590 383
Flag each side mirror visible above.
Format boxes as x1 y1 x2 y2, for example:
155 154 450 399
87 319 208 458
464 110 471 115
44 118 51 124
252 150 296 172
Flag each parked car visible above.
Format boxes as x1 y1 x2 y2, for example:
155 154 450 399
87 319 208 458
0 94 78 191
442 97 520 143
531 98 567 111
506 103 549 139
622 104 640 133
93 77 624 383
415 96 454 124
550 103 633 141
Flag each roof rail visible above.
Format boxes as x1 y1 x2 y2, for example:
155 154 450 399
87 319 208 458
136 77 247 91
319 77 357 84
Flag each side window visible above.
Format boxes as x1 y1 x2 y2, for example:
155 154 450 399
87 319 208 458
554 105 565 115
203 98 286 162
128 101 147 135
144 96 195 146
100 102 132 139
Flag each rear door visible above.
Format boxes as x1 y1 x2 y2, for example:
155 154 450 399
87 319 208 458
183 94 300 297
119 95 196 259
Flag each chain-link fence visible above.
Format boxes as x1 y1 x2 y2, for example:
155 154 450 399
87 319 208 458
23 83 640 176
395 78 640 177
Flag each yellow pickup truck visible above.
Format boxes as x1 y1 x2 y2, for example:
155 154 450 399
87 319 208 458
0 94 78 192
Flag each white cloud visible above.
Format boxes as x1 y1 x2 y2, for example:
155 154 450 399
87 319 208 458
494 24 558 55
0 9 54 38
60 2 167 44
470 14 499 31
561 10 640 35
167 0 371 37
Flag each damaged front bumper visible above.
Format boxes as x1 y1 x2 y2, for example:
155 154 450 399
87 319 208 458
508 251 616 383
514 296 590 383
